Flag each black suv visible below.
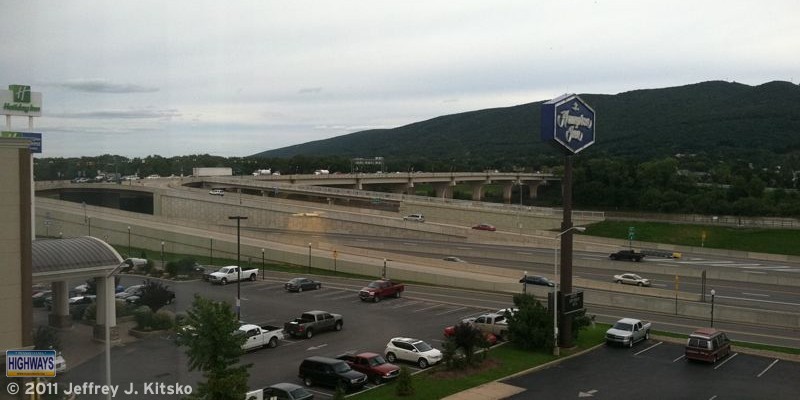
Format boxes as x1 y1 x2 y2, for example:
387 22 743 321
298 356 367 392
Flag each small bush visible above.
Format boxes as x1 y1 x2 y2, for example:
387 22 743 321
152 309 176 330
133 305 154 330
32 326 61 352
83 304 97 321
395 366 414 397
116 299 133 317
70 304 89 321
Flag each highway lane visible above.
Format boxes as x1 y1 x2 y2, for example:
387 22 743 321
346 243 800 313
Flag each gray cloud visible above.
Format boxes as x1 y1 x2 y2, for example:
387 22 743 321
51 109 180 119
298 87 323 94
53 79 159 93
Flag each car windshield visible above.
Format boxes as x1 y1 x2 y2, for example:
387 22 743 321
413 341 433 352
369 355 387 366
630 275 642 280
290 388 311 398
368 281 382 288
289 278 302 284
613 322 633 331
333 362 352 373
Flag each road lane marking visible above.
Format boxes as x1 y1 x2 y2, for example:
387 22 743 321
634 341 662 355
713 352 738 369
516 252 533 255
672 355 685 362
456 247 472 250
742 292 770 297
716 295 800 307
402 243 417 246
757 359 779 377
744 271 767 274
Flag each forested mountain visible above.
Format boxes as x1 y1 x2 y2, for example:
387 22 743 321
254 81 800 167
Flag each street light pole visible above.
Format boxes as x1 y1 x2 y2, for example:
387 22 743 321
160 241 165 268
710 289 716 327
127 226 131 257
229 216 248 321
104 262 128 400
307 243 312 274
522 271 528 294
261 248 265 280
553 226 586 356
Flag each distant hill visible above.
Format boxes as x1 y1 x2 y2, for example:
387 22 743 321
253 81 800 163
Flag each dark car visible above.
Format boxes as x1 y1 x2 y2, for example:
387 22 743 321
298 356 367 392
519 275 555 287
472 223 496 231
125 289 175 305
609 250 645 262
285 277 322 292
261 383 314 400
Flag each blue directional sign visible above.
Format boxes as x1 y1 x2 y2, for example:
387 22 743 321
541 94 596 154
1 131 42 153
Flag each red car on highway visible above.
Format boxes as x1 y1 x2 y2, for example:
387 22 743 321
472 223 496 231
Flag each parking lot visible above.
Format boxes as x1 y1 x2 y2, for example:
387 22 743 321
51 273 512 399
38 273 800 399
503 339 800 399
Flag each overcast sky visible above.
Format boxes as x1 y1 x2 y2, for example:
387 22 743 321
4 1 799 158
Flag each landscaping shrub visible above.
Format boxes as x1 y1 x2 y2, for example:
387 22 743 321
133 305 154 330
152 309 176 330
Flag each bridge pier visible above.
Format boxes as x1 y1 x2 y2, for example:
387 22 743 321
432 183 454 199
502 183 515 203
470 183 485 201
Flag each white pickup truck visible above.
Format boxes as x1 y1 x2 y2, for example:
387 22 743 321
237 323 284 351
208 266 258 285
605 318 651 347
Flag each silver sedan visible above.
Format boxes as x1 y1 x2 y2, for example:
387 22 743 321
613 273 651 287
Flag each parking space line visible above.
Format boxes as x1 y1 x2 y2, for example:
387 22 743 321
672 354 685 362
713 352 739 369
708 396 717 400
328 293 357 301
390 301 418 309
757 359 779 377
435 306 466 316
413 304 443 312
305 388 333 398
634 341 662 355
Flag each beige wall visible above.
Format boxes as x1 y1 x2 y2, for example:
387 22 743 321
0 139 30 352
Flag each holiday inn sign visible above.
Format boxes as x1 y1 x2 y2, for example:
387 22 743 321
2 84 42 117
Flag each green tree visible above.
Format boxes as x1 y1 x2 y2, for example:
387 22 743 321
507 293 552 351
447 322 485 367
178 295 250 400
136 279 175 312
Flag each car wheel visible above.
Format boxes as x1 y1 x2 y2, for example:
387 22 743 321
372 375 382 385
635 257 642 262
306 329 314 339
418 358 429 368
637 282 643 287
335 321 343 331
304 377 313 387
645 331 650 340
610 255 617 260
249 274 256 281
713 355 718 363
221 278 227 285
316 284 321 290
395 291 401 298
298 287 303 292
374 295 380 303
616 280 622 284
386 352 396 363
268 337 278 348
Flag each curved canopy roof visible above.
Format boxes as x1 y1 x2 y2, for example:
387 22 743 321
32 237 123 282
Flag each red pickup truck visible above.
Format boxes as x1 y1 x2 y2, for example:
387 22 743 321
359 279 404 302
336 352 400 384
